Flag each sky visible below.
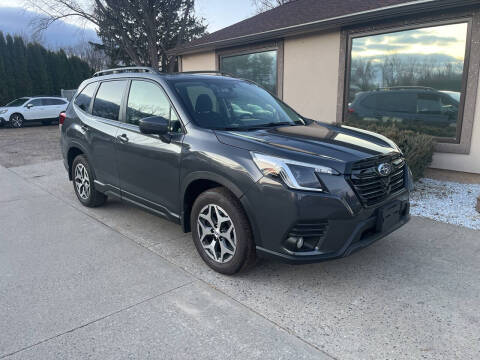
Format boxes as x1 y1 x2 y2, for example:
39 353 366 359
352 23 468 61
0 0 255 45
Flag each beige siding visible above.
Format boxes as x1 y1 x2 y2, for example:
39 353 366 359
181 52 216 72
431 74 480 174
283 31 340 123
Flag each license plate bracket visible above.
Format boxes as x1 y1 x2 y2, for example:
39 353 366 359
376 201 402 233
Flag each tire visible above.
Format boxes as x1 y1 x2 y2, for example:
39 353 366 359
9 113 24 128
191 187 255 275
72 155 107 207
42 120 52 126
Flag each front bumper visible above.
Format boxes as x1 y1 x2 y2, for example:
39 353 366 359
241 170 412 264
0 117 7 125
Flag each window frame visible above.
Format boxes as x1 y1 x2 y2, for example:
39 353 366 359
337 9 480 154
216 41 284 99
120 78 185 134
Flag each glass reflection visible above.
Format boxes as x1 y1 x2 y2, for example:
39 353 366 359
220 50 278 94
346 22 468 139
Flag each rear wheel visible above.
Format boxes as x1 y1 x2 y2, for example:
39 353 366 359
191 187 255 275
72 155 107 207
9 113 24 128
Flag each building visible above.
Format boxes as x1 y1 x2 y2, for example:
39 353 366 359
171 0 480 174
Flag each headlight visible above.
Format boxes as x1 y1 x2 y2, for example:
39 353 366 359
251 152 339 192
0 109 7 114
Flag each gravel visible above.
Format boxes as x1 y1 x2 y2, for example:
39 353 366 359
411 178 480 230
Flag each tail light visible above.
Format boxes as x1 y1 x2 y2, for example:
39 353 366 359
59 112 66 125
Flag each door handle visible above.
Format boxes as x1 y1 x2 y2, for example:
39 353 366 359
117 134 129 143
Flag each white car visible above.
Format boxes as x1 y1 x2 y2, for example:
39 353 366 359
0 97 68 128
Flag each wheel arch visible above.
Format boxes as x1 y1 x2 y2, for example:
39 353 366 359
66 143 90 181
180 172 244 233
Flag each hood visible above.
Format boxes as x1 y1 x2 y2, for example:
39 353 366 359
215 121 401 172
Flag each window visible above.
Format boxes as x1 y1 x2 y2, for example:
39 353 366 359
362 93 416 113
126 80 182 133
92 81 127 121
75 83 97 112
220 50 278 94
345 22 469 140
169 77 303 130
44 98 66 106
27 99 44 107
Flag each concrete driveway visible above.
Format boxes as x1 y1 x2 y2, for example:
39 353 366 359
1 153 479 358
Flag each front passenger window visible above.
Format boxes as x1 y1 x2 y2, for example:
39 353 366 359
127 80 182 132
27 99 44 107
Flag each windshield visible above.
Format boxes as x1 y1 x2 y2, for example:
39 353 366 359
168 78 304 130
5 98 30 107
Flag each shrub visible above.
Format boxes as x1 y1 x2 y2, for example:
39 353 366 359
346 122 435 180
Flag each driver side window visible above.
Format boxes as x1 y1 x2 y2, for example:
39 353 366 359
127 80 182 133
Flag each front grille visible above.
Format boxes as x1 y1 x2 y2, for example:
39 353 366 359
349 154 406 207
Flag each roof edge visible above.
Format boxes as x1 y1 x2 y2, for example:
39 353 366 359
171 0 478 56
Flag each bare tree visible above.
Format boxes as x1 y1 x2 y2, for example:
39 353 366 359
64 41 109 71
251 0 293 13
25 0 206 70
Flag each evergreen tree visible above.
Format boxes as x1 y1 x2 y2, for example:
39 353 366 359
12 36 32 97
0 35 93 105
0 33 7 104
4 35 16 102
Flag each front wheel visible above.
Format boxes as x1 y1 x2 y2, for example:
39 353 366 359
9 113 24 128
191 187 255 275
72 155 107 207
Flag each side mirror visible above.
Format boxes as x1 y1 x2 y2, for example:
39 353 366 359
139 116 169 136
26 103 33 109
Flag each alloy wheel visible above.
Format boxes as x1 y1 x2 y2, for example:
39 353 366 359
197 204 237 263
74 163 91 200
10 114 23 128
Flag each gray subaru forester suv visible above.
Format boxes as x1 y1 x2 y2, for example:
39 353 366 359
60 67 412 274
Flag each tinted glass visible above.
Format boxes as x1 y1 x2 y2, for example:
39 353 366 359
169 78 303 130
220 50 278 94
362 93 416 113
5 98 29 107
346 22 468 139
126 80 181 133
75 83 97 112
27 99 44 106
92 81 127 121
44 98 66 105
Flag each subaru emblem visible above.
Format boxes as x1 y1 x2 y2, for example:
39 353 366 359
377 163 392 176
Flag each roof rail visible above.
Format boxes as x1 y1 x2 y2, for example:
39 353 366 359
93 67 158 77
377 86 437 92
174 70 235 77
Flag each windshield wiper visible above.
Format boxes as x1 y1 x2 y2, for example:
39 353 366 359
246 122 295 130
216 122 296 132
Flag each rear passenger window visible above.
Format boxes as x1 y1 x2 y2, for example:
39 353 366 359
46 99 66 105
92 81 127 121
75 83 97 112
